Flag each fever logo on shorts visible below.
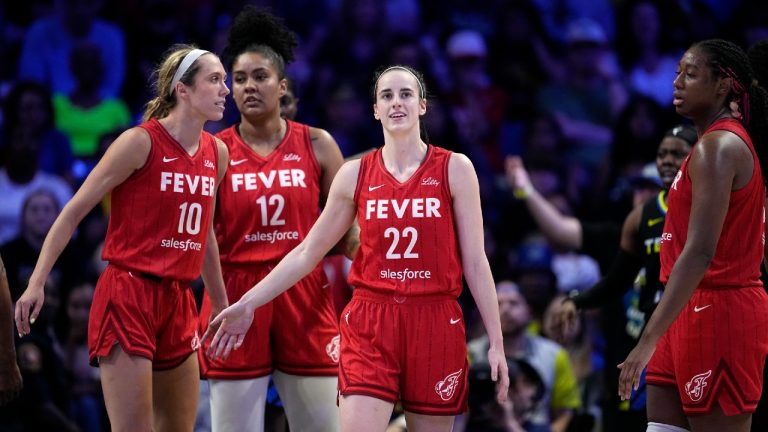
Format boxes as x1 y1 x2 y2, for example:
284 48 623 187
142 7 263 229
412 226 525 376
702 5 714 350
191 330 201 351
435 369 463 401
685 369 712 402
326 335 340 363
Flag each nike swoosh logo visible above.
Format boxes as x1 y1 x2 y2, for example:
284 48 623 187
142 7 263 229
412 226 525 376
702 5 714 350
648 217 664 227
693 305 712 312
230 159 248 166
450 318 461 325
368 184 385 191
163 156 179 162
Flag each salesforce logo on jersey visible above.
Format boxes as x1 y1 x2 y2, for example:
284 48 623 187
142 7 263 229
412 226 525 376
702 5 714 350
380 268 432 282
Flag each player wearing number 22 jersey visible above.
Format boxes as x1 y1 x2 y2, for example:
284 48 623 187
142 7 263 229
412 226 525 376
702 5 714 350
199 120 339 379
90 117 219 368
340 145 468 415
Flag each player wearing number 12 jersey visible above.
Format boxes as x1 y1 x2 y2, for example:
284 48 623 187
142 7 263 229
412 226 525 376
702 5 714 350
205 65 509 432
197 7 348 432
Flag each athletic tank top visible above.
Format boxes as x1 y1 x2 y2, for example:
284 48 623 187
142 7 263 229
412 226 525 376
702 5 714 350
637 190 667 313
214 121 321 266
102 118 219 280
348 146 463 297
660 118 764 289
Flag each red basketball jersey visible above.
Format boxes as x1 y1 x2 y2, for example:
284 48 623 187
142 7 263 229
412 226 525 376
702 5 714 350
102 118 219 280
214 121 321 265
660 118 765 288
347 146 463 297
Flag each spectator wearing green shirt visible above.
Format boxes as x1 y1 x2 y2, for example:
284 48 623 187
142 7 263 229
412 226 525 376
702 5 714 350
53 41 131 159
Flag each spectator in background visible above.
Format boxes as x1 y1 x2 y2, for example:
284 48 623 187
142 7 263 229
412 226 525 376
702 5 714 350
0 190 83 302
615 0 680 107
468 281 581 432
460 358 547 432
445 29 507 176
17 0 126 99
0 278 78 431
536 18 628 206
0 122 73 244
1 81 74 181
53 41 131 160
61 282 104 432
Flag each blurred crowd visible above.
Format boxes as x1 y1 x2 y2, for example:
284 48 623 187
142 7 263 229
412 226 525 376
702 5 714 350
1 0 767 431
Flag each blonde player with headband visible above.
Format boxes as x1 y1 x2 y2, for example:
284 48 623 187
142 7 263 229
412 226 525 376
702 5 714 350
205 64 509 431
15 44 230 431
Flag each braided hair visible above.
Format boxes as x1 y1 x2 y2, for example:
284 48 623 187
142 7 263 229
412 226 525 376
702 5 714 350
694 39 768 186
223 6 298 78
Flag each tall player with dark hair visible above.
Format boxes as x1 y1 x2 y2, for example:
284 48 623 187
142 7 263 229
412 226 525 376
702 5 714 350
196 7 351 431
14 44 231 431
618 39 768 432
204 65 509 431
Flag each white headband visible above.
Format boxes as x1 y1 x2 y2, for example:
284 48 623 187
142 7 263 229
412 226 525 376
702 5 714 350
170 49 210 95
378 66 425 99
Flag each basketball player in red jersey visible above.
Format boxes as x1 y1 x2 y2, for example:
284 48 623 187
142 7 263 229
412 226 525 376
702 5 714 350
203 64 509 431
14 44 231 431
618 39 768 432
197 7 351 431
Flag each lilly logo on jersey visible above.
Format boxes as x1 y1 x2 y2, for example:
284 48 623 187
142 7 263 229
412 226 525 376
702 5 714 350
435 369 463 401
325 335 340 363
685 369 712 402
204 159 215 169
421 176 440 186
283 153 301 162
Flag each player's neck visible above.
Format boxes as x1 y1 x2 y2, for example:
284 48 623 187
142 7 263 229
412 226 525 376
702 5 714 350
239 116 286 152
380 139 427 181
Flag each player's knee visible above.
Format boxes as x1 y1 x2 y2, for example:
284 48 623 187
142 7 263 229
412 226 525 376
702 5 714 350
647 421 690 432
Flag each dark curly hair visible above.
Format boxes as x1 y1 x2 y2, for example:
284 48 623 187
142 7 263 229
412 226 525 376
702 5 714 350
694 39 768 187
223 6 298 78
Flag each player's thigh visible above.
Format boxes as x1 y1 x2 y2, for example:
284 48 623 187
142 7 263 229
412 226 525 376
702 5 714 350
687 404 751 432
339 394 394 432
152 353 200 432
274 371 340 432
647 384 689 430
99 344 153 432
209 376 270 432
403 411 455 432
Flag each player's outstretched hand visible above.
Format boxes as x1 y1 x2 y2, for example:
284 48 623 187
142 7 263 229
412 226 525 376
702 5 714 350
202 301 254 360
14 285 44 337
617 340 655 400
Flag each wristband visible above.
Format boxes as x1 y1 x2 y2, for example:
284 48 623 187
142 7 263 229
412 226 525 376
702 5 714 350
513 185 533 200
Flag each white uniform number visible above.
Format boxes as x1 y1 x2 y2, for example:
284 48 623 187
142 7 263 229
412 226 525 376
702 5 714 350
177 202 203 235
256 194 286 226
384 227 419 259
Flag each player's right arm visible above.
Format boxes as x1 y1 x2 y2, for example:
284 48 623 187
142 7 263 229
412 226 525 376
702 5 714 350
15 128 151 335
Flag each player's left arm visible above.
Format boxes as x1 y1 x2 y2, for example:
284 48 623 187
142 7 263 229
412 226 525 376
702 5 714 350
449 152 509 402
201 138 230 318
311 126 360 259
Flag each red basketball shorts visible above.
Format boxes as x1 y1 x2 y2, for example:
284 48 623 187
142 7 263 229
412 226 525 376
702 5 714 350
646 286 768 416
339 290 469 416
88 264 199 370
199 263 339 379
